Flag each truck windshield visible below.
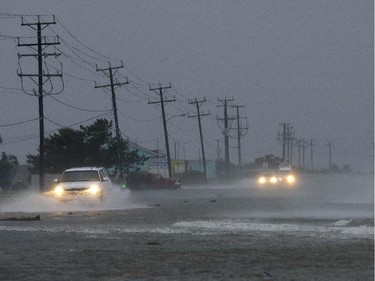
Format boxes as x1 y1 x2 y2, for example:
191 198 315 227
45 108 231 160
61 171 100 182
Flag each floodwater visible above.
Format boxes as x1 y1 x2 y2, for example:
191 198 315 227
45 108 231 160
0 173 373 280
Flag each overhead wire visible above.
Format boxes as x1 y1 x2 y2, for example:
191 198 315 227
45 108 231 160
2 13 226 157
46 95 111 113
54 16 152 85
0 117 39 128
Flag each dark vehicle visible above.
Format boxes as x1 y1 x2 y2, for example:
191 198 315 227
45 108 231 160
126 173 182 190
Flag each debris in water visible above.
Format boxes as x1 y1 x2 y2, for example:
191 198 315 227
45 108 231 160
261 271 273 280
0 215 41 221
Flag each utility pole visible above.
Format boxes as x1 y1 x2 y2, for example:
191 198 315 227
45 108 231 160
17 15 63 192
290 138 296 165
302 140 306 169
216 139 221 161
327 140 334 170
278 123 291 163
298 139 302 167
149 83 175 178
188 98 210 184
217 97 234 177
310 139 317 172
95 61 129 183
230 105 248 166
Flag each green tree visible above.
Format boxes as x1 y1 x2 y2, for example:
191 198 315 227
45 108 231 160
27 119 147 176
0 152 19 191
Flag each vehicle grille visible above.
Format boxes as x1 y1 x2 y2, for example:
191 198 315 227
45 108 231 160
65 187 89 191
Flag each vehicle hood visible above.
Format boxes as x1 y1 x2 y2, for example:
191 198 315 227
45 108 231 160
59 181 100 190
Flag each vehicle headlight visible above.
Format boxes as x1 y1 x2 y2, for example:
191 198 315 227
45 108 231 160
54 185 64 196
286 175 296 184
89 185 100 195
270 176 278 184
258 177 266 184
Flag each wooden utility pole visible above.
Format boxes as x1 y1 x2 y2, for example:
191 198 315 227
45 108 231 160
298 139 302 167
95 61 129 182
17 15 62 192
278 123 287 162
216 139 221 161
230 105 248 166
188 98 210 184
148 83 175 177
327 140 334 170
310 139 317 171
217 97 234 177
302 139 306 168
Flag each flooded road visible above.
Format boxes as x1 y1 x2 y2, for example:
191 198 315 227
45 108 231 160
0 173 373 280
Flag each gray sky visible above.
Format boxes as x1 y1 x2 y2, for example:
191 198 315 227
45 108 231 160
0 0 373 172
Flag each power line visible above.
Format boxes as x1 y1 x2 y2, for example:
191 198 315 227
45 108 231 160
47 95 110 113
0 117 39 127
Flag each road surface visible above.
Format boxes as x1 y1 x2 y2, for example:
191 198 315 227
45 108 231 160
0 173 373 280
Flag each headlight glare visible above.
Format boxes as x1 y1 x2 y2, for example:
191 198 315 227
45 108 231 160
286 175 296 184
54 185 64 196
258 177 266 184
270 176 278 184
89 185 100 195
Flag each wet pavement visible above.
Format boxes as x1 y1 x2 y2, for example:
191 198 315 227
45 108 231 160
0 174 373 280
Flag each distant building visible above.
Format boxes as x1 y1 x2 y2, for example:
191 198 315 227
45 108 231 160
127 140 168 176
185 159 217 179
127 140 218 179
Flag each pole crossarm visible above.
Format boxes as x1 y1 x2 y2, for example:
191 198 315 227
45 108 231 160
21 15 56 27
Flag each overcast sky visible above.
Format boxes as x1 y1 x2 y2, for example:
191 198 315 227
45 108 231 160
0 0 373 172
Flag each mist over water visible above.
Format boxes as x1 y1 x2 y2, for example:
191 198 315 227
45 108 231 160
0 174 373 220
0 185 144 213
0 174 373 240
157 173 374 220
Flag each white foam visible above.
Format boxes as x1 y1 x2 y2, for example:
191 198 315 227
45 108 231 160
333 219 352 227
172 220 374 239
0 219 372 240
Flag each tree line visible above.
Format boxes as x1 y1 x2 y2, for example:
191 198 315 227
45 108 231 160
0 118 146 190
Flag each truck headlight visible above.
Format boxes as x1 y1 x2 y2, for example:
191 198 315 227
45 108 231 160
270 176 278 184
89 185 100 195
54 185 64 196
258 177 266 184
286 175 296 184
